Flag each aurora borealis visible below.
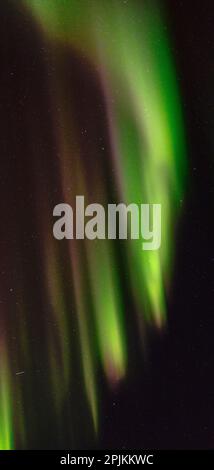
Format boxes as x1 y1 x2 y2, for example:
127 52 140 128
0 0 189 450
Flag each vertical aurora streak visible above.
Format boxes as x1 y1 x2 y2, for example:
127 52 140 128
0 346 13 449
0 0 186 448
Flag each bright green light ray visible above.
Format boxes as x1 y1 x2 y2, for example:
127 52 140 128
92 0 187 325
0 347 14 450
86 241 126 385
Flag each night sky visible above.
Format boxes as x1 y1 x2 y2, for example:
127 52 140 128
0 0 214 449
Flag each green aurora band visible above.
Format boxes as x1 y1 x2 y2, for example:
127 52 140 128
0 0 186 448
